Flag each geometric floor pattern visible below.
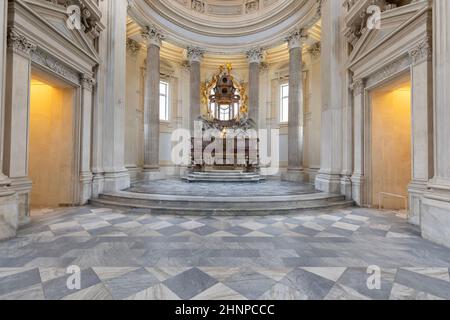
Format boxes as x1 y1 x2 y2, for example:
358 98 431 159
1 206 450 300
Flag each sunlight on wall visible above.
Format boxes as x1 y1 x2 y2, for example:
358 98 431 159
371 83 412 210
29 78 75 209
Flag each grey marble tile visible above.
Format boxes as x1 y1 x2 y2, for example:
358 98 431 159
280 268 335 300
0 268 41 296
104 268 160 300
164 267 218 299
42 268 100 300
223 270 276 300
337 268 394 300
395 269 450 299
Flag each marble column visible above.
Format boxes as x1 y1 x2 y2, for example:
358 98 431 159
187 47 204 133
3 28 35 227
246 48 263 125
315 0 344 194
0 3 19 241
141 25 165 181
282 28 307 182
421 0 450 248
408 35 433 226
101 0 130 192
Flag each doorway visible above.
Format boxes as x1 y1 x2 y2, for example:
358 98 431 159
370 74 412 210
29 71 76 211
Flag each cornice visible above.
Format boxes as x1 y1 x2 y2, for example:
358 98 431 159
128 0 321 54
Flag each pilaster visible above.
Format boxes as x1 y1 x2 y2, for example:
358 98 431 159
315 0 344 194
0 2 19 240
421 0 450 248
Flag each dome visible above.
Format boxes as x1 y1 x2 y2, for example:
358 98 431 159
128 0 321 53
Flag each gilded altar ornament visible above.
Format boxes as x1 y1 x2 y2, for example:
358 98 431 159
200 64 249 120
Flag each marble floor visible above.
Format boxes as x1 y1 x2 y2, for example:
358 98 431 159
1 206 450 300
128 178 318 197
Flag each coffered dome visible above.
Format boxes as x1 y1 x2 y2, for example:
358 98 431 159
128 0 321 53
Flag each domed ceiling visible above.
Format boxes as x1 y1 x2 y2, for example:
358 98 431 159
128 0 321 54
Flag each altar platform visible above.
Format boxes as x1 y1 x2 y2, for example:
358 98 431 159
91 178 354 216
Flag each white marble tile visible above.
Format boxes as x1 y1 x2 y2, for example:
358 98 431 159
192 283 244 300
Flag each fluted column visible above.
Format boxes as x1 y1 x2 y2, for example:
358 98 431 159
0 1 10 190
141 25 165 180
79 75 95 204
101 0 130 192
408 35 433 226
0 3 19 241
246 48 263 125
422 0 450 248
351 79 366 206
3 28 35 229
282 28 307 182
187 47 204 133
315 0 344 194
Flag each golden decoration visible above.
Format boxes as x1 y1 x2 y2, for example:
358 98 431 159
200 64 249 119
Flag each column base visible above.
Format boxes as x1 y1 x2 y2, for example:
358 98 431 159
421 184 450 248
9 177 32 227
281 169 306 183
0 189 19 240
408 180 427 226
103 170 130 193
315 172 341 194
340 175 353 200
140 169 166 181
92 173 105 198
80 171 93 205
126 166 142 184
351 174 366 206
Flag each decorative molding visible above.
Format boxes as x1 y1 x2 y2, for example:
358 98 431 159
351 78 365 96
186 46 205 63
80 74 95 91
127 38 142 55
246 47 264 64
307 41 321 57
286 28 308 50
409 36 432 66
141 25 165 48
31 47 80 84
365 54 411 89
7 28 37 57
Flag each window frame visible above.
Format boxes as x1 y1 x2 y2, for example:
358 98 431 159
159 80 170 122
280 83 289 124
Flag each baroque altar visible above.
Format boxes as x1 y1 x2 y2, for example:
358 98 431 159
190 64 260 173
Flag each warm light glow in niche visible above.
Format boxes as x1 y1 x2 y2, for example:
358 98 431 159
29 77 75 209
371 81 412 210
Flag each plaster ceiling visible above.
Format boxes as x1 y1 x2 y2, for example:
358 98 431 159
127 0 321 54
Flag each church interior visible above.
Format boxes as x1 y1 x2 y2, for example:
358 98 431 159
1 0 450 301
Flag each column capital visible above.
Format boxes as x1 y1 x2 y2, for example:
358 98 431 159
351 78 365 96
246 47 264 64
141 25 164 48
7 28 37 57
80 74 96 92
126 38 142 55
286 28 308 50
409 36 432 66
187 46 205 63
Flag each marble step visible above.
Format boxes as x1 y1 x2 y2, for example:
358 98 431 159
183 171 266 183
92 192 354 215
91 198 354 216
